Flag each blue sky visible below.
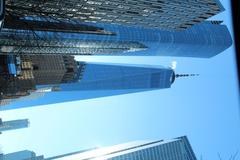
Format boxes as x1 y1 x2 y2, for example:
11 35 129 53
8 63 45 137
0 1 239 160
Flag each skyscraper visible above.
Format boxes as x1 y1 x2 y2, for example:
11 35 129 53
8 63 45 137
0 55 36 101
0 136 197 160
3 16 116 35
54 136 197 160
0 150 44 160
59 62 174 91
4 0 224 30
0 74 36 104
0 60 176 111
0 55 79 105
21 55 79 85
0 118 29 133
0 87 57 107
0 21 232 58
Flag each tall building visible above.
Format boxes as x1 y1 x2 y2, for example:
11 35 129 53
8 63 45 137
0 118 29 133
0 75 36 101
0 136 197 160
59 62 174 91
0 150 44 160
21 55 79 85
54 136 197 160
0 61 177 111
0 87 56 106
0 55 36 101
3 16 116 35
0 20 232 58
4 0 224 30
0 55 80 107
0 55 35 102
0 87 64 108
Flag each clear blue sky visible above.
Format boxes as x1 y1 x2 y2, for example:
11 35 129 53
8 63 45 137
0 1 239 160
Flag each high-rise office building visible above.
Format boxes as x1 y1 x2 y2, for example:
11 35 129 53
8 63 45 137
0 75 35 101
0 118 29 133
0 55 79 103
54 136 197 160
0 136 196 160
3 16 116 35
20 55 79 85
0 60 177 110
0 21 232 58
0 99 11 106
0 87 55 106
0 55 36 101
0 150 44 160
0 28 147 55
4 0 224 30
0 149 93 160
59 62 174 91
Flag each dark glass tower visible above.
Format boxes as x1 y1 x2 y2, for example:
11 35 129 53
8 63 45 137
4 0 224 30
0 21 232 58
0 136 196 160
0 55 79 106
0 61 175 111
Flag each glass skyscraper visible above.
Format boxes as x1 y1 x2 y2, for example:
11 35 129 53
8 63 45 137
0 21 232 58
54 136 196 160
0 136 196 160
0 150 44 160
0 62 175 111
5 0 224 31
59 62 174 91
0 118 29 133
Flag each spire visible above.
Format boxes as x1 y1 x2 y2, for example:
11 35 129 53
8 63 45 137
175 74 199 78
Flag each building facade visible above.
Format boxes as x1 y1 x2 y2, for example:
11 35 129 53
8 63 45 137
0 20 232 58
3 17 116 35
0 150 44 160
21 55 78 85
54 136 197 160
0 136 197 160
0 55 36 102
59 62 174 91
0 61 175 111
0 55 80 107
5 0 224 30
0 74 36 102
0 118 29 133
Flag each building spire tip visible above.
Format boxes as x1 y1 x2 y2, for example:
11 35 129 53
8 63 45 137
175 74 199 78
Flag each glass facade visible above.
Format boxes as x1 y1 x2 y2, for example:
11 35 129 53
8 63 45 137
5 0 224 30
0 21 232 58
60 62 174 91
0 62 174 111
2 150 44 160
108 141 187 160
0 29 147 55
0 118 29 132
52 136 197 160
0 136 196 160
